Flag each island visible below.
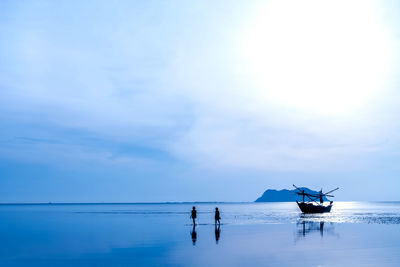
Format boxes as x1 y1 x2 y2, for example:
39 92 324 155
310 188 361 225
255 187 329 202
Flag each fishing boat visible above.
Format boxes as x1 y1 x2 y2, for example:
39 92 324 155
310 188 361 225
293 185 339 213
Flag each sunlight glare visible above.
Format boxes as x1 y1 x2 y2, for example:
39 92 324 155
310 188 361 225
240 0 390 116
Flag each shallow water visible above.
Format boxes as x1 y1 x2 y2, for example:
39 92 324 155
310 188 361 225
0 202 399 266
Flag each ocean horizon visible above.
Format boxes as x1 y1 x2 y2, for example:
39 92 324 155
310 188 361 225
2 200 400 205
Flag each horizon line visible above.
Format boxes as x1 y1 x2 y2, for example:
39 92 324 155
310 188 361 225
1 200 399 205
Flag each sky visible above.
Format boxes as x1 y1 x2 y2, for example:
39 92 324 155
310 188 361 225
1 0 400 202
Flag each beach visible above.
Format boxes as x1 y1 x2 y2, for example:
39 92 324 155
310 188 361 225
0 202 399 266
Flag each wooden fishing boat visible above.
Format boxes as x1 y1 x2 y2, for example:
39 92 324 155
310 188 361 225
293 185 339 213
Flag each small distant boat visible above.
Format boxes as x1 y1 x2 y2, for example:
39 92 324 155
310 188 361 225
293 185 339 213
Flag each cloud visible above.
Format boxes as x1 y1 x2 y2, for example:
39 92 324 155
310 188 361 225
0 0 400 176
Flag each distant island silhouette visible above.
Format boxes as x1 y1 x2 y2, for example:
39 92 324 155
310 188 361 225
255 187 329 202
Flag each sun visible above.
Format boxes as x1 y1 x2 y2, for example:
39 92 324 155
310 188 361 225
239 0 390 116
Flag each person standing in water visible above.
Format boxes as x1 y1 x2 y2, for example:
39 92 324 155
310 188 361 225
215 207 221 225
319 190 324 204
190 206 197 225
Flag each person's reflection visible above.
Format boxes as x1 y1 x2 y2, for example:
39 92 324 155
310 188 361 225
215 224 221 244
190 225 197 245
320 221 324 237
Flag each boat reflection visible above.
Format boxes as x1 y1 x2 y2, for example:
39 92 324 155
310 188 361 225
295 219 339 241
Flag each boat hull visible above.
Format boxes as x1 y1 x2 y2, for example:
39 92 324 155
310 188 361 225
296 201 332 213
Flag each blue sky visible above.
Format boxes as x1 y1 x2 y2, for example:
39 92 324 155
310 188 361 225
1 0 400 202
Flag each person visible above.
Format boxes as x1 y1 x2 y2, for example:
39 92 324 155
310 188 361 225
214 207 221 225
319 190 324 204
190 206 197 225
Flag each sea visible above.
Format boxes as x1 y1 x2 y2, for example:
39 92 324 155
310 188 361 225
0 202 399 266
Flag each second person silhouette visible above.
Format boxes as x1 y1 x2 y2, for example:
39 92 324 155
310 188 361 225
215 207 221 225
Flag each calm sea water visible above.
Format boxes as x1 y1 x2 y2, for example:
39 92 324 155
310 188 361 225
0 202 399 266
